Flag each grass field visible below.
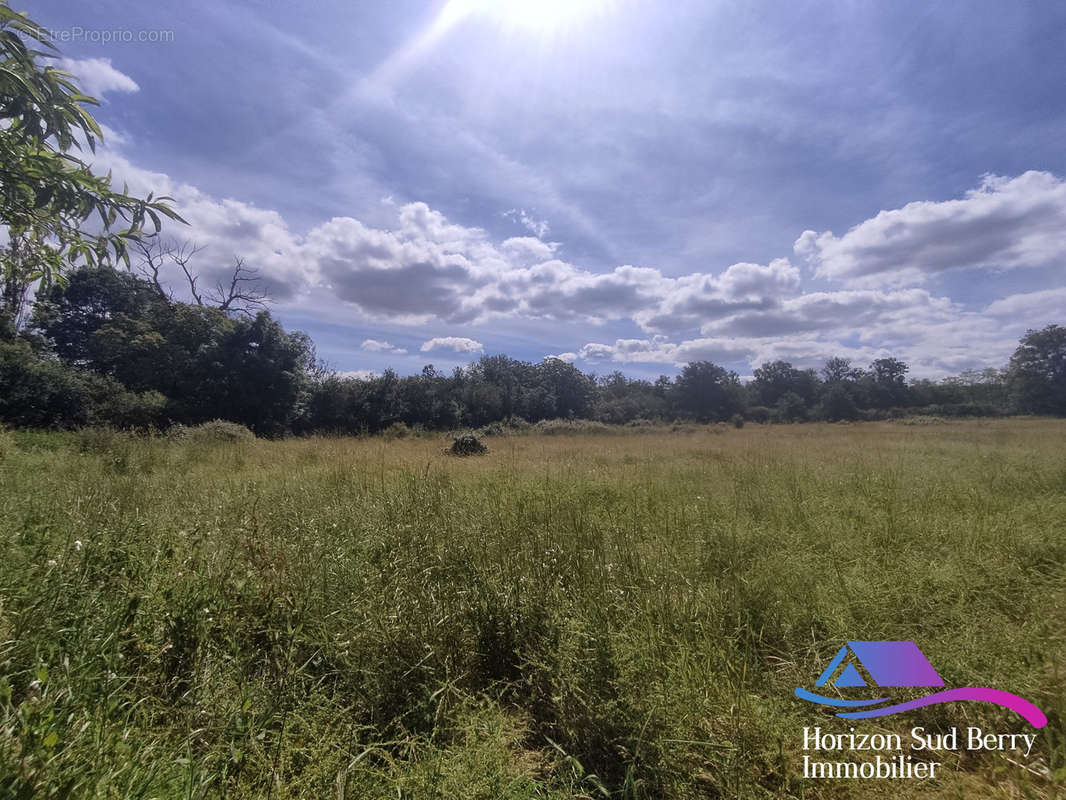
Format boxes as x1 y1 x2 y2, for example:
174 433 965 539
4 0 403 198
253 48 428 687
1 420 1064 798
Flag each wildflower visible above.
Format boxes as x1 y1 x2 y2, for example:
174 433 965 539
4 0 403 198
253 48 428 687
46 559 57 569
73 540 83 551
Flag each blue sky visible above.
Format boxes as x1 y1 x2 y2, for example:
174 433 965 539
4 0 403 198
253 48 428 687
25 0 1066 378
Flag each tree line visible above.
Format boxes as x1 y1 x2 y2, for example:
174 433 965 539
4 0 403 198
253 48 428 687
1 263 1064 434
1 3 1064 435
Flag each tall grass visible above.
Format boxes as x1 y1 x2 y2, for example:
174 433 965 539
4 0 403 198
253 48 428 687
1 420 1063 797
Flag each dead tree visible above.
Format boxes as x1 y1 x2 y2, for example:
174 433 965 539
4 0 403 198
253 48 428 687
132 235 268 315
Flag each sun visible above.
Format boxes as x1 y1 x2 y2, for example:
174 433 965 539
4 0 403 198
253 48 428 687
441 0 611 36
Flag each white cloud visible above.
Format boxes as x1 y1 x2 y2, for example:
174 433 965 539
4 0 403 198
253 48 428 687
796 171 1066 286
504 208 550 238
698 288 958 338
85 146 308 301
421 336 484 353
985 287 1066 323
56 57 139 97
336 369 376 380
544 352 577 363
501 236 557 263
79 137 1063 378
360 339 407 354
579 337 753 367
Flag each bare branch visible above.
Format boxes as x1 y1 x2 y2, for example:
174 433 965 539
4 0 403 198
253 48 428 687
131 234 173 300
208 256 269 315
170 241 207 307
129 237 268 314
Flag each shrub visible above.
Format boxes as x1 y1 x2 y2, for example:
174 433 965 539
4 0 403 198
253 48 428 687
0 339 90 428
746 406 772 423
90 388 168 430
186 420 256 443
478 421 507 437
533 419 613 436
773 391 807 423
730 413 745 429
166 423 188 441
382 421 411 440
447 433 487 456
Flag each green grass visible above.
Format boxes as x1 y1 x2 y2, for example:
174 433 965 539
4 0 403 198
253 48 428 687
1 420 1064 798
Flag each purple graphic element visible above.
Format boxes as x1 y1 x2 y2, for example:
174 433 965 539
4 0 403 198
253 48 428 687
835 687 1048 729
798 640 1046 728
816 641 943 688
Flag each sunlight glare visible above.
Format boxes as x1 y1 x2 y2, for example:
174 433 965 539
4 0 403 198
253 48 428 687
443 0 611 36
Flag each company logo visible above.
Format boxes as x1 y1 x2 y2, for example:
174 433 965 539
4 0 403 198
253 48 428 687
794 641 1047 728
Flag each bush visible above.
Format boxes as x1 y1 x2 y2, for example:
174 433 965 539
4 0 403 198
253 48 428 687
0 339 90 428
746 406 772 423
730 413 745 429
533 419 613 436
166 423 188 441
773 391 807 423
90 387 168 430
382 421 411 439
477 421 507 437
447 433 488 456
186 420 256 443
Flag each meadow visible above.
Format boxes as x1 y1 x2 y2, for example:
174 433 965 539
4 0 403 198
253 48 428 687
0 419 1064 798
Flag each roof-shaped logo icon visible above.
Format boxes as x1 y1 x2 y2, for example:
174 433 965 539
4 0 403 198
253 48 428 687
795 639 1046 727
816 640 944 688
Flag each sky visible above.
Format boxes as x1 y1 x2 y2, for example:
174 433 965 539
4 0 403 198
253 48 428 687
22 0 1066 379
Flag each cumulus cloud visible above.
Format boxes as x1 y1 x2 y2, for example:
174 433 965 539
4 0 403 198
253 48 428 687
796 171 1066 286
80 135 1062 378
699 289 958 338
579 337 753 367
78 134 835 334
574 329 1011 378
544 352 577 362
421 336 484 353
637 258 801 332
86 147 308 300
57 57 139 96
360 339 407 354
501 236 557 263
985 287 1066 323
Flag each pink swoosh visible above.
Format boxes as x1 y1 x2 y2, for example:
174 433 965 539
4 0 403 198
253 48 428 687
835 687 1047 728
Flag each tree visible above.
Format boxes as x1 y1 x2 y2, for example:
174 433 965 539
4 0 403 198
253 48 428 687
33 266 314 433
817 356 865 419
671 360 745 422
751 360 819 408
133 236 269 315
536 357 594 419
0 2 183 328
820 356 862 385
866 357 910 409
1008 324 1066 415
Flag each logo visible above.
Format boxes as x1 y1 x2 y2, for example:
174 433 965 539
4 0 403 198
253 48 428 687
794 640 1047 728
